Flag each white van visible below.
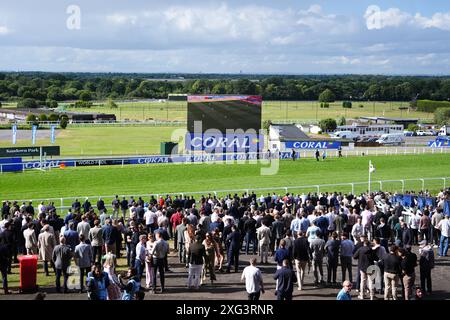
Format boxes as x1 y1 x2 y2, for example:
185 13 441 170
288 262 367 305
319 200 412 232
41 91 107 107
438 126 450 136
330 131 357 140
376 133 405 145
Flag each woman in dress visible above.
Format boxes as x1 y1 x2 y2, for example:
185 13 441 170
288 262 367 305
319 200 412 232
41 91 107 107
145 232 156 290
212 228 224 272
102 252 122 300
202 232 217 284
184 224 195 266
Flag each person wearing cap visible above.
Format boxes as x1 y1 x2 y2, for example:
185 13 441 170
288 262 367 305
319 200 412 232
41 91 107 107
418 239 434 295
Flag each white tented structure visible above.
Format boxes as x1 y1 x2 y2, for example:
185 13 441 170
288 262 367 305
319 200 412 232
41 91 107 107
268 124 310 151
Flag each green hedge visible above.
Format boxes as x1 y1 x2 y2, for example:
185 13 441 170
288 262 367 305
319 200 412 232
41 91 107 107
416 100 450 113
434 107 450 125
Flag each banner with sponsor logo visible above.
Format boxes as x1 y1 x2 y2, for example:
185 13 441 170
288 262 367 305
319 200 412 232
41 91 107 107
185 133 264 152
428 139 450 148
0 157 22 172
21 152 295 169
285 140 341 149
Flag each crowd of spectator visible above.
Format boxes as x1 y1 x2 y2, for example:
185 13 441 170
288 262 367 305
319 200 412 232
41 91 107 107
0 188 449 300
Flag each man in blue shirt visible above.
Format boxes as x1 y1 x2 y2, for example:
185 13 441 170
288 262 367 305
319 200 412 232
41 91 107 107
274 240 290 268
337 280 352 300
273 259 297 300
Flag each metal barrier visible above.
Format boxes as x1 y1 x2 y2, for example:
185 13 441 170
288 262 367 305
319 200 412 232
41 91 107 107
4 176 449 215
0 147 449 173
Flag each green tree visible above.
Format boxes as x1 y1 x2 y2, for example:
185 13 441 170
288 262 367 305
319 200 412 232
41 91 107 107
338 116 346 126
434 107 450 125
78 90 92 101
318 89 336 103
407 124 419 132
26 113 38 124
262 120 272 133
59 114 69 129
48 113 59 122
318 118 337 132
39 114 48 122
342 101 352 108
17 98 38 108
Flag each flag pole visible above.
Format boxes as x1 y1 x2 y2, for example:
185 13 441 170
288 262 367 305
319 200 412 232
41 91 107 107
368 160 371 194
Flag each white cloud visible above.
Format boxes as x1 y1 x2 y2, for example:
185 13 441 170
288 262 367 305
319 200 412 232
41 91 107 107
365 6 450 31
414 12 450 31
0 25 10 35
296 5 354 34
106 13 138 25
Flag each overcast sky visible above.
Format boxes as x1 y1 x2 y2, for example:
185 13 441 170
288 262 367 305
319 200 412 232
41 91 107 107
1 0 450 74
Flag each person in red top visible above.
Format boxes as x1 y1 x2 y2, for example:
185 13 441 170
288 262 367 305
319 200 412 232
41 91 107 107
170 209 184 251
159 197 165 207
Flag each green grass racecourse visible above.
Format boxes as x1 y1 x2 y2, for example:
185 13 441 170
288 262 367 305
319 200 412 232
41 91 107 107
0 126 179 156
61 100 432 122
1 154 448 203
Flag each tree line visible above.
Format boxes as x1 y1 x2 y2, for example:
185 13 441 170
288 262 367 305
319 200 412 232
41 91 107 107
1 72 450 105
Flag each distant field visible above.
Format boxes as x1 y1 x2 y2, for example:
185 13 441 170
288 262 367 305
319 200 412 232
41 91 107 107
1 154 448 205
0 126 180 156
59 100 433 122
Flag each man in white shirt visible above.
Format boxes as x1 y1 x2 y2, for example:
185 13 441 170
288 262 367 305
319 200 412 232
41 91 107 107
144 209 157 233
351 217 364 245
241 258 265 300
437 215 450 257
361 207 374 240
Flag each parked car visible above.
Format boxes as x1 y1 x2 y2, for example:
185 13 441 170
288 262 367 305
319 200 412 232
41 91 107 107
376 133 405 145
416 130 434 136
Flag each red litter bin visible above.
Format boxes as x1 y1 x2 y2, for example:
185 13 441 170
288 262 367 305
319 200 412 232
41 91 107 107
18 255 38 293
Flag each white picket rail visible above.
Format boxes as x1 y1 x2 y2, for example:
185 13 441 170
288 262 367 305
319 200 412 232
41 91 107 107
4 176 449 215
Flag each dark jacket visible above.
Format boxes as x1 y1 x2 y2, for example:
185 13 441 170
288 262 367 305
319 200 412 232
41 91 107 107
271 221 285 240
382 253 401 274
0 243 10 269
293 237 311 261
325 239 341 261
401 252 417 275
353 245 374 272
226 230 241 251
52 244 73 270
102 224 120 245
401 227 413 247
188 241 206 265
273 266 297 294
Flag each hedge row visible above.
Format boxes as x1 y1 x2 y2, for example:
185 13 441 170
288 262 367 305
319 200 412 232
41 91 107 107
416 100 450 112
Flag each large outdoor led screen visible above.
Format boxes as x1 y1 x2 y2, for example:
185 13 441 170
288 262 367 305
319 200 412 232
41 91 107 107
187 95 262 134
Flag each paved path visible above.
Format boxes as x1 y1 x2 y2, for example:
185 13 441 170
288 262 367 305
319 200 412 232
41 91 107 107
0 246 448 300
